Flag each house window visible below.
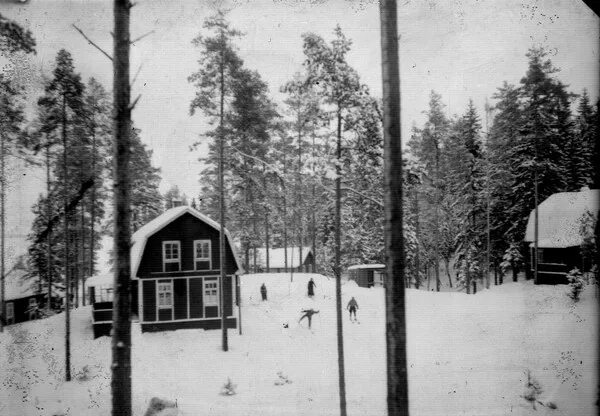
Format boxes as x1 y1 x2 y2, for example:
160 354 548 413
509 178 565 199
6 302 14 324
28 298 38 320
157 281 173 309
194 240 212 270
162 241 181 272
204 280 219 306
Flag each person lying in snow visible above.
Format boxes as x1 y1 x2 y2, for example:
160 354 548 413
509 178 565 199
298 308 319 329
346 297 359 322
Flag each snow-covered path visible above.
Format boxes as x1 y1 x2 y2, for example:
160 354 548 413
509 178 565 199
0 273 597 415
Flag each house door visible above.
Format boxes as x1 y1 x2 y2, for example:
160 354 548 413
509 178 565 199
203 279 219 318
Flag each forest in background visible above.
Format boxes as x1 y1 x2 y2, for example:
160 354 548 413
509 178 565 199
0 11 597 298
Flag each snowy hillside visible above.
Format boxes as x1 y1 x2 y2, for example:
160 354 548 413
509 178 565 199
1 273 597 416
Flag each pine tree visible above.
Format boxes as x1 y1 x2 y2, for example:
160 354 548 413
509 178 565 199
189 10 244 352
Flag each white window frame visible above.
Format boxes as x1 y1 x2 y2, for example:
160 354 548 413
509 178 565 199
28 297 38 320
203 279 219 315
6 301 14 324
194 239 212 270
162 241 181 272
157 281 173 310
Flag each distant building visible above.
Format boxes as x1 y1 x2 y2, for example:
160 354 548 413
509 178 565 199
524 188 599 284
347 264 385 288
2 269 47 326
89 206 243 337
253 247 315 273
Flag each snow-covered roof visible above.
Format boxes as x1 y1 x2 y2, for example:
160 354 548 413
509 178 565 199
131 206 243 276
347 264 386 270
3 269 37 301
85 235 114 288
254 247 312 269
524 189 599 248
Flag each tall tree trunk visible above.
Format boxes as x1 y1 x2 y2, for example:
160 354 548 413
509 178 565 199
89 125 97 302
263 169 270 272
334 108 347 416
434 154 440 292
297 122 303 273
112 1 133 414
282 154 288 276
380 3 409 413
62 94 71 381
0 131 5 333
311 133 317 274
46 138 53 312
414 187 420 290
533 136 539 284
218 27 228 352
444 258 452 288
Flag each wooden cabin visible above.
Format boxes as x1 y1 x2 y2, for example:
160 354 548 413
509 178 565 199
347 264 385 288
2 270 47 326
253 247 315 273
524 188 599 284
90 206 243 337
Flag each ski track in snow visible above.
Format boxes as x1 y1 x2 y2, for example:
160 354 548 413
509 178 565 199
0 273 597 416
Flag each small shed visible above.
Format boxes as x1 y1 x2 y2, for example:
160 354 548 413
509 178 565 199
2 270 47 326
253 247 315 273
347 264 386 288
524 188 599 284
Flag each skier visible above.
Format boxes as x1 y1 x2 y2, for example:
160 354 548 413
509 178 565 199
298 308 319 329
260 283 267 301
347 296 359 322
307 278 316 298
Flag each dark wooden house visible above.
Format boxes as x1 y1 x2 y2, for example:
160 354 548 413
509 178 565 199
524 188 599 284
253 247 315 273
2 270 47 326
91 206 243 337
347 264 385 288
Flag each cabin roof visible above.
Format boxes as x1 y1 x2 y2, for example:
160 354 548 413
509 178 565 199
524 188 599 248
347 264 386 270
254 247 312 269
4 269 37 301
131 206 243 276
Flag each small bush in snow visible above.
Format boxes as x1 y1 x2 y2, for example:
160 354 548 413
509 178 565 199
274 371 293 386
221 378 237 396
567 268 584 301
143 397 177 416
522 370 543 410
75 365 91 381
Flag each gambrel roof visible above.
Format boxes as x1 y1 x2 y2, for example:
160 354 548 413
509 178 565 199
130 206 243 277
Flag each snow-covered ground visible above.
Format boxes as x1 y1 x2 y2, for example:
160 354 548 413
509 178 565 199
0 273 597 415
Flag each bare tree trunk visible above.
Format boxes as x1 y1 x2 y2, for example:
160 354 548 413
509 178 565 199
444 258 452 288
334 108 347 416
534 136 539 284
311 133 317 274
112 1 132 414
282 154 289 276
62 94 72 381
263 169 270 271
0 131 5 333
46 138 53 312
380 3 409 413
89 124 97 303
414 188 420 290
218 27 228 352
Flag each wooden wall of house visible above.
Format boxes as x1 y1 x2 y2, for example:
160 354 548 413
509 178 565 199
137 212 238 277
139 275 234 326
4 293 46 325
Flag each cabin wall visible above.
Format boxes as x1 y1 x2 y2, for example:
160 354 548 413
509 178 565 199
4 293 46 326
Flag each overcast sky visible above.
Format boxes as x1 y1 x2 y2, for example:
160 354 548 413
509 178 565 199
1 0 598 265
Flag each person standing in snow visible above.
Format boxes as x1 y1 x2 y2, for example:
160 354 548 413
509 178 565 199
260 283 267 301
298 308 319 329
307 278 316 297
347 297 359 322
